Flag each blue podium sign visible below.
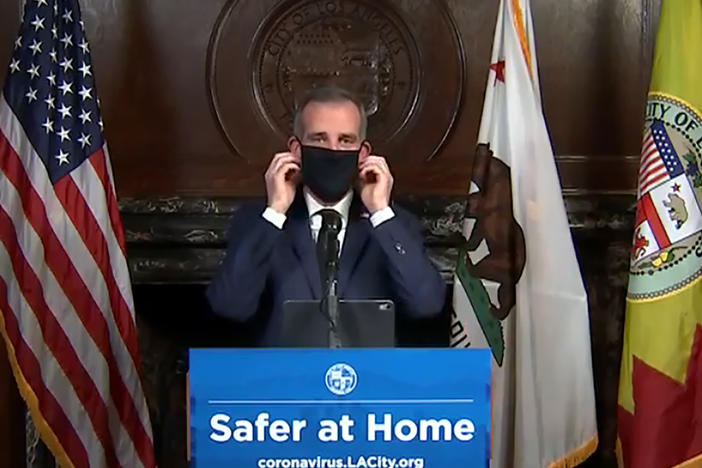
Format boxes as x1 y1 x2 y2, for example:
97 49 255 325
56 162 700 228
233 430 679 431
189 348 491 467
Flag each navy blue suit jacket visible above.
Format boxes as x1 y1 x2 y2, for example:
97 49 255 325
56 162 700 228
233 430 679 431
206 191 447 345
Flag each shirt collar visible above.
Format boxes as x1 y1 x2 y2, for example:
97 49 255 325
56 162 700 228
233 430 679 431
304 188 353 228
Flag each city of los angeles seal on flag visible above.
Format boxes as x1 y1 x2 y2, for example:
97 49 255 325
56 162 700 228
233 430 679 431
629 94 702 298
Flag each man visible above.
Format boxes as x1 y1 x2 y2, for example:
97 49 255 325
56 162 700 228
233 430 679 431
206 86 446 345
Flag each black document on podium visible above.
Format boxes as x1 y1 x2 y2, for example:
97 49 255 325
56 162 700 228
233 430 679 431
280 299 395 348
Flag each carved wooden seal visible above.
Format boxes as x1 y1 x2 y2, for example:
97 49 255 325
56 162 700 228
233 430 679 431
253 0 419 142
208 0 463 162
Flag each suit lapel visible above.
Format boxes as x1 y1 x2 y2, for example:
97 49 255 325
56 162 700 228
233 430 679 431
338 198 370 297
287 194 322 298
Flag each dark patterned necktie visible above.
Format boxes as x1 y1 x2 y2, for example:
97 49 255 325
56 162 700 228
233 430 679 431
315 209 342 292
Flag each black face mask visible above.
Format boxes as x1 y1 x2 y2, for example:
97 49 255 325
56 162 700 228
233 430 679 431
301 145 360 203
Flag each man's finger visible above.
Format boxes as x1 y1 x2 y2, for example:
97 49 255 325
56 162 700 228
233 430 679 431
276 161 301 178
267 152 290 176
364 155 388 166
269 151 296 167
272 155 300 174
359 160 389 176
359 166 384 182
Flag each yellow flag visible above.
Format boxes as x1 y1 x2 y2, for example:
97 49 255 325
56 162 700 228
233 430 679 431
617 1 702 467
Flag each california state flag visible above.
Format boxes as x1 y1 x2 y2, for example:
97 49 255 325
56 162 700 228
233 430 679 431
450 0 599 466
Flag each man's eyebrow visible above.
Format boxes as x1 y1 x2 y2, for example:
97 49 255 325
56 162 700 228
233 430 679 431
306 131 327 138
339 133 358 141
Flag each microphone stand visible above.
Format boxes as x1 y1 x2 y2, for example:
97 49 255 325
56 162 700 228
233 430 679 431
321 230 342 348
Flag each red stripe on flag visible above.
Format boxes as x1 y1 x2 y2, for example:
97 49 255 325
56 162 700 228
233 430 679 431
54 161 155 467
89 151 142 376
635 199 646 227
0 206 119 467
89 150 127 256
639 173 667 194
55 160 139 361
617 325 702 468
640 193 671 248
640 172 668 195
641 136 656 156
0 277 90 468
87 151 141 372
0 136 154 467
639 161 665 184
639 147 659 169
639 147 658 170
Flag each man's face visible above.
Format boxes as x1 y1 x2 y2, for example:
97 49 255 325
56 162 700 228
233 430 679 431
299 100 363 150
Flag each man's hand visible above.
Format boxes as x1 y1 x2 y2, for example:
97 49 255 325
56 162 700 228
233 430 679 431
265 152 301 214
359 155 393 214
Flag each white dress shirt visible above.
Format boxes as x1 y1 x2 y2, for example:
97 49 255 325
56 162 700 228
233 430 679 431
262 189 396 252
304 188 353 245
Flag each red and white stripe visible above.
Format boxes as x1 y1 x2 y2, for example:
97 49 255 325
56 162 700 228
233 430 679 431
638 129 669 196
0 96 155 467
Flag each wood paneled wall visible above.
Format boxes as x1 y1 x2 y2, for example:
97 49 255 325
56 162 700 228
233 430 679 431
1 0 656 198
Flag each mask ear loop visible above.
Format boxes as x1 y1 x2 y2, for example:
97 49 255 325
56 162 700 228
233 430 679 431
289 136 305 167
289 135 303 150
355 140 373 187
359 139 372 157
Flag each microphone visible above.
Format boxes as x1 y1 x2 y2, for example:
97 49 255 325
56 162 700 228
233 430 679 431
319 210 342 277
316 209 342 348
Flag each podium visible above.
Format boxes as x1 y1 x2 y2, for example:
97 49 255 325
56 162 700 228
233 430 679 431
189 348 491 466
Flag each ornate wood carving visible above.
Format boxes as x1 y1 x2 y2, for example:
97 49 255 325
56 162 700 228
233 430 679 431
208 0 463 162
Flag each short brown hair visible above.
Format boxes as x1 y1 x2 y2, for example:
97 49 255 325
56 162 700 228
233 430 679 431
293 85 367 139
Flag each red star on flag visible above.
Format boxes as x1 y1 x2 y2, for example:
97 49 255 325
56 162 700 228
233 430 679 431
490 60 505 84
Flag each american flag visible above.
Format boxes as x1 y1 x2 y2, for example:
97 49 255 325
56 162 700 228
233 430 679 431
0 1 156 467
637 119 684 197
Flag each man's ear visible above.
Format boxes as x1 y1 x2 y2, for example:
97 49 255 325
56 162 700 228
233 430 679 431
359 140 372 161
288 136 301 157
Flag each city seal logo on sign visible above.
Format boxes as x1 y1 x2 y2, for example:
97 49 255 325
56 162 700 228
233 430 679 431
629 94 702 300
325 363 358 396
